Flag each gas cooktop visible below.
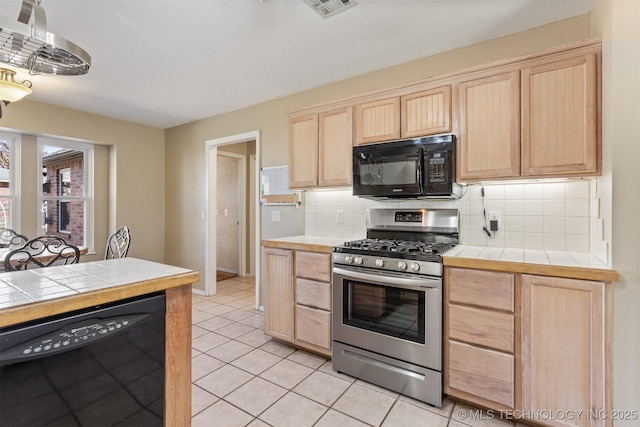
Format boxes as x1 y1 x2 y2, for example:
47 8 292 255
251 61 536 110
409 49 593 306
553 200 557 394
334 238 457 262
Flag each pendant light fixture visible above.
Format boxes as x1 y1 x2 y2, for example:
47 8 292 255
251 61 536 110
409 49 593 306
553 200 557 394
0 68 32 118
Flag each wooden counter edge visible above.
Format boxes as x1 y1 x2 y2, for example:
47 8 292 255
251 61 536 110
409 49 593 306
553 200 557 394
261 239 334 253
0 270 200 327
165 284 192 426
443 256 620 283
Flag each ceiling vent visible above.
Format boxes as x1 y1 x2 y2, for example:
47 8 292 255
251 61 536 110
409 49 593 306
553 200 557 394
303 0 358 19
0 0 91 75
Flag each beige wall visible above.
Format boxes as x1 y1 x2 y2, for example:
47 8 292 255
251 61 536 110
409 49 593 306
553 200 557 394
1 101 165 262
592 0 640 420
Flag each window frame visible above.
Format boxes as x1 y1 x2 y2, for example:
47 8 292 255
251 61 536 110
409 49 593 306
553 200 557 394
0 132 21 232
37 137 94 252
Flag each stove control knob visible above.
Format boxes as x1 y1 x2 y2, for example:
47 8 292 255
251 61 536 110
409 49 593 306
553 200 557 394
354 256 364 265
397 261 408 270
345 255 354 264
375 258 385 267
411 262 420 272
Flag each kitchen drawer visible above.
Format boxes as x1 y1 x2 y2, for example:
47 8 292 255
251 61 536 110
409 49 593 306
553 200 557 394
447 268 514 312
448 304 514 353
296 251 331 282
448 340 514 408
295 305 331 350
296 278 331 311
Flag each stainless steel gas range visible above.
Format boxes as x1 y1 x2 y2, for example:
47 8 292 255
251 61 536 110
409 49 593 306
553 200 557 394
332 208 459 407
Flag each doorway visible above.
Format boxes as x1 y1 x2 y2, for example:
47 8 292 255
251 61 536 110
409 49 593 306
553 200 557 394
216 152 243 281
205 131 261 308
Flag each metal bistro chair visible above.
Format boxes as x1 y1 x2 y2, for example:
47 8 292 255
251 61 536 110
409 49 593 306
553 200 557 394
0 228 28 249
105 226 131 260
3 236 81 271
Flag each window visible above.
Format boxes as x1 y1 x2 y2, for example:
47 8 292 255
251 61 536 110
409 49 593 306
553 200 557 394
39 139 93 248
0 133 20 231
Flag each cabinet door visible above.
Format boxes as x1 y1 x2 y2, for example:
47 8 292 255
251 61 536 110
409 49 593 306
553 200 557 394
319 107 353 187
263 248 294 342
401 85 451 138
354 97 400 145
288 113 319 188
457 70 521 181
521 54 598 176
521 275 607 427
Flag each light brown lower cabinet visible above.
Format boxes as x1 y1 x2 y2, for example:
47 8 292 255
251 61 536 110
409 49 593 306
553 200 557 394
295 305 331 350
448 340 515 408
445 267 517 410
521 275 609 427
263 247 295 342
263 246 332 356
445 267 612 427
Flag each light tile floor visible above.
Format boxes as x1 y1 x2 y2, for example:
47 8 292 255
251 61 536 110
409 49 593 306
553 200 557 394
191 277 521 427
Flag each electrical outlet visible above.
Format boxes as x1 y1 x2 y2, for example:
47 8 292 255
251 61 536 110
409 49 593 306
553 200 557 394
337 210 344 223
489 212 500 231
271 210 280 222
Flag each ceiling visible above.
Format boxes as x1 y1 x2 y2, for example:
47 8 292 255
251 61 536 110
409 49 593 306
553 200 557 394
1 0 595 129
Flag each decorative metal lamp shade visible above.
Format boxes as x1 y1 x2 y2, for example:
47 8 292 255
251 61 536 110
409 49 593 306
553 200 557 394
0 68 31 102
0 67 31 117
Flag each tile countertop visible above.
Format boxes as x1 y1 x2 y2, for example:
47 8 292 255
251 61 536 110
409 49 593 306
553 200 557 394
444 245 620 283
261 237 621 283
261 235 347 253
0 258 200 326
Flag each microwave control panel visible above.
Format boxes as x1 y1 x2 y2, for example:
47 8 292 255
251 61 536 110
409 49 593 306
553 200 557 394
427 151 448 183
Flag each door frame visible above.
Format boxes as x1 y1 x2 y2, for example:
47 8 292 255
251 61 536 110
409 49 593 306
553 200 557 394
204 131 261 308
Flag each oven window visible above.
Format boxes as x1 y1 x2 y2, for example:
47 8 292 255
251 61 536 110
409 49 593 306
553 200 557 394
343 280 425 344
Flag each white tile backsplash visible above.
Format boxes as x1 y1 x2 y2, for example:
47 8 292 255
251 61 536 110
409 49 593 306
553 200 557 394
303 179 605 256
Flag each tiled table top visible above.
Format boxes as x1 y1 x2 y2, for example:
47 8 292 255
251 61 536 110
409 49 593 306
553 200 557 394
0 258 195 311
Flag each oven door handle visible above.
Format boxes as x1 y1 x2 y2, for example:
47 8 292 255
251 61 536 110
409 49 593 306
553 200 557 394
333 267 441 290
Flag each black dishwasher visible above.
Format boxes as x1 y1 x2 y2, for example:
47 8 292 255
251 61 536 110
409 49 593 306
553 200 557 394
0 293 166 426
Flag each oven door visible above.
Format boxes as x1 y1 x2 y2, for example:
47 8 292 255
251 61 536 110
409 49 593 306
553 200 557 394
332 266 441 370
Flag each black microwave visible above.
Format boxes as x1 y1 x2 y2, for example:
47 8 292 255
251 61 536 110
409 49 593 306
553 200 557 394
352 134 462 199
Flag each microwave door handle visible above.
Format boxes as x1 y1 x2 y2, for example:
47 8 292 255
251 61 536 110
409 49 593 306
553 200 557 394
417 148 424 191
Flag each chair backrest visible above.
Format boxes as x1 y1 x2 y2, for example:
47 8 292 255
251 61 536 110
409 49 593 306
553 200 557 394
0 228 28 249
105 226 131 260
3 236 81 271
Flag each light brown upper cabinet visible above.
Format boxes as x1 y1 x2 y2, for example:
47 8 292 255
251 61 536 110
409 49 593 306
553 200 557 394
288 40 601 184
401 85 452 138
288 113 319 188
289 107 353 189
457 70 521 181
354 97 401 145
318 107 353 187
457 46 600 182
521 53 598 176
